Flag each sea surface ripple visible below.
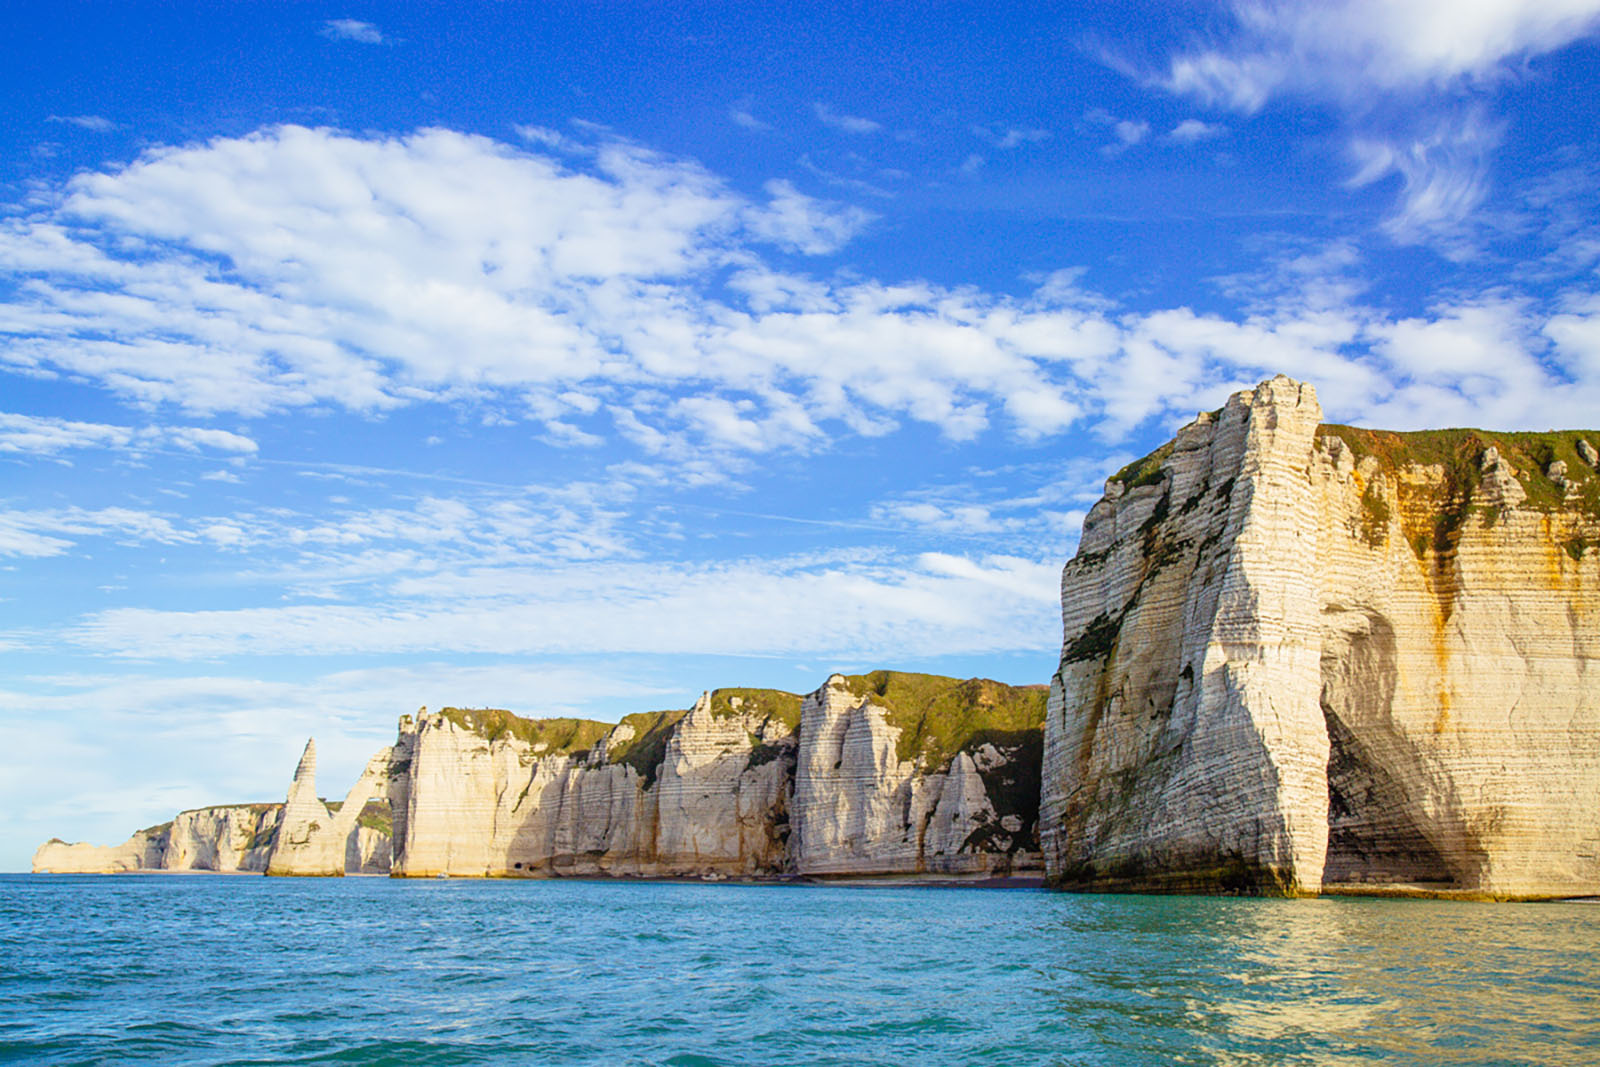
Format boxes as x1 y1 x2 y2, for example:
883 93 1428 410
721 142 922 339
2 874 1597 1065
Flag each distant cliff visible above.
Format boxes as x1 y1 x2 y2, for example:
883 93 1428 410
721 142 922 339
389 671 1045 879
31 798 390 876
34 670 1045 881
1042 376 1600 900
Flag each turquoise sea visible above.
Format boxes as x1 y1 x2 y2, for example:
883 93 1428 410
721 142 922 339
2 874 1596 1066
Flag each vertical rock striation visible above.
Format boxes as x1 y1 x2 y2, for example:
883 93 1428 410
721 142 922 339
386 673 1045 879
1043 375 1600 898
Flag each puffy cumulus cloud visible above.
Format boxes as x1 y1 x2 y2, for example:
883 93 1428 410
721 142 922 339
745 180 875 254
67 551 1063 662
0 125 1088 451
4 123 1600 460
1167 119 1228 144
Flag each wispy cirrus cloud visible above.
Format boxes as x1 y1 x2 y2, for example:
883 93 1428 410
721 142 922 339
729 99 771 131
972 125 1051 149
1122 0 1600 246
320 18 386 45
812 102 881 134
47 115 116 132
0 412 256 457
67 550 1063 661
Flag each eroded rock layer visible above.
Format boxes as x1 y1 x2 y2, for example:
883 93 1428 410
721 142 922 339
1043 375 1600 899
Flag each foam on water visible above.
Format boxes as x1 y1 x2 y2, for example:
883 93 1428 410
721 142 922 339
2 874 1597 1065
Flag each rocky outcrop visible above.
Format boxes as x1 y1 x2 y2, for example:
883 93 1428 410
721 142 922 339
265 739 395 876
163 805 281 871
1043 375 1600 899
388 672 1046 879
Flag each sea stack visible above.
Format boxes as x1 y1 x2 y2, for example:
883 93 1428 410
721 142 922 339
1041 375 1600 899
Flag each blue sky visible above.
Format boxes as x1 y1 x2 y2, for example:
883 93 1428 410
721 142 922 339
4 2 1600 869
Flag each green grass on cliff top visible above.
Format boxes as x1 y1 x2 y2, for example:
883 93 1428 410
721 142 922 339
708 687 803 731
435 676 1043 780
1105 422 1599 517
1319 425 1600 517
840 670 1047 771
439 707 612 754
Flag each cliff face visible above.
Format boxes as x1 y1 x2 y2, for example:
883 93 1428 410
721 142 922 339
1043 375 1600 899
32 804 283 874
389 672 1045 879
37 670 1041 880
265 739 396 876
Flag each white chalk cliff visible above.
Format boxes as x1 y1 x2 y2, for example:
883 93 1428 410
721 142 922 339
265 739 395 877
1042 375 1600 899
387 673 1044 879
33 804 282 874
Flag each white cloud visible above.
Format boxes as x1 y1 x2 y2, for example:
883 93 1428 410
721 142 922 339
744 180 874 254
3 123 1599 464
812 102 881 134
47 115 115 132
1138 1 1600 245
1167 119 1228 144
0 412 256 456
1159 0 1600 109
320 19 385 45
67 551 1064 661
1347 109 1503 246
972 125 1051 149
729 100 771 131
1114 120 1150 146
0 507 192 558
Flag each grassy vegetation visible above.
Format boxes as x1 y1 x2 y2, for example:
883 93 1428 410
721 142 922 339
1358 481 1391 546
1321 425 1600 517
355 799 392 837
604 708 688 787
1110 440 1175 491
839 670 1048 770
708 687 802 732
1322 424 1600 571
439 707 612 755
241 822 279 853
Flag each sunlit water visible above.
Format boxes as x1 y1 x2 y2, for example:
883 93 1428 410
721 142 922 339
2 874 1596 1065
